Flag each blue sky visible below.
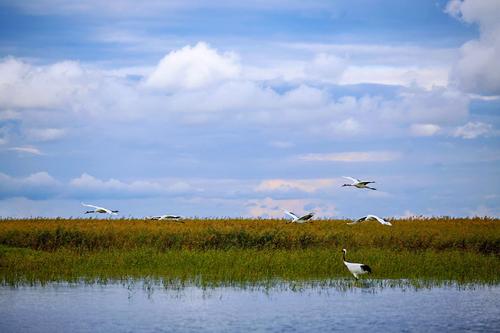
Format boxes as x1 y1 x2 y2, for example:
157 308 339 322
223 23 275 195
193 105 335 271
0 0 499 218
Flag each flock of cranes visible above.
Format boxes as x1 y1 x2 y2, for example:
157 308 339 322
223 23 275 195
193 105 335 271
82 175 388 279
282 176 385 279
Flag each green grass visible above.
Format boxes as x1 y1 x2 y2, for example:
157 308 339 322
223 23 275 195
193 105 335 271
0 218 499 286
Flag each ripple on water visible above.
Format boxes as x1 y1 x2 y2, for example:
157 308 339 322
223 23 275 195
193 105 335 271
1 279 499 333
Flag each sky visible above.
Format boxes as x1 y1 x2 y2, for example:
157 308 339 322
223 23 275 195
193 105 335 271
0 0 499 218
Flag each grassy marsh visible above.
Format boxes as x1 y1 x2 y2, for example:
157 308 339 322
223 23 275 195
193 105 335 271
1 217 499 286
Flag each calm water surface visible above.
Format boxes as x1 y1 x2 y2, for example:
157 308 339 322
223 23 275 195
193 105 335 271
1 281 499 332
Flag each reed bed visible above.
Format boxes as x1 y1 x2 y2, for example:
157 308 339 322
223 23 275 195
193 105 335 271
0 217 498 253
0 217 499 285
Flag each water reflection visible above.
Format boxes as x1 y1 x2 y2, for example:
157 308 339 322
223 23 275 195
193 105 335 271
3 277 496 297
1 280 499 333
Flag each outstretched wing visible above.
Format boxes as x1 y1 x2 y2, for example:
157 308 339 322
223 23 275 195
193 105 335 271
358 181 375 185
342 176 358 184
348 216 367 225
368 215 392 226
162 215 182 220
298 213 314 221
284 210 298 220
81 202 102 210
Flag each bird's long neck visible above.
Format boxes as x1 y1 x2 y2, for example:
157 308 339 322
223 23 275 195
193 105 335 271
342 251 346 262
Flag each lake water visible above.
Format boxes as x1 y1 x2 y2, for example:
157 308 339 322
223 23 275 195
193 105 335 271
1 281 499 332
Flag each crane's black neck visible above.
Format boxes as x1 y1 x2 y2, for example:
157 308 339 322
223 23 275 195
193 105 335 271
342 251 346 262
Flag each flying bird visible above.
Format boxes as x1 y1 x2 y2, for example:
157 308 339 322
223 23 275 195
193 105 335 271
146 215 183 221
341 176 376 190
348 214 392 226
81 203 118 215
342 248 372 279
283 210 315 223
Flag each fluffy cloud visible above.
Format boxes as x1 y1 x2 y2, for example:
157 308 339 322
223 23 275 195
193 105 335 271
145 42 240 90
328 118 362 136
446 0 500 95
453 121 494 139
69 173 193 198
255 178 338 193
0 43 476 149
0 172 60 199
0 171 199 200
385 88 469 125
410 123 441 137
303 53 347 83
0 58 88 109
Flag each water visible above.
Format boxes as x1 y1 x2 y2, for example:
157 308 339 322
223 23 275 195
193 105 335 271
1 281 499 332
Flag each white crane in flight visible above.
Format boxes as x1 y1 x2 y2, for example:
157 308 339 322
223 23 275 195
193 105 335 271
283 210 315 223
348 214 392 226
146 215 183 221
81 203 119 216
341 176 376 190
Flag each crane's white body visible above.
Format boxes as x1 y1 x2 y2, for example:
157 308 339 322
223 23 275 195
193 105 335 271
81 203 118 215
348 214 392 226
146 215 183 221
342 249 371 279
283 210 315 223
342 176 376 190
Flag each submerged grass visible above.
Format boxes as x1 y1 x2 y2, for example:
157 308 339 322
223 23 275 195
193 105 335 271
0 217 499 286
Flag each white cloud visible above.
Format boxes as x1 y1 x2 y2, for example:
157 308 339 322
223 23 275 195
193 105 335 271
0 171 60 199
453 121 494 139
145 42 241 90
284 42 457 67
328 118 361 136
340 66 449 89
445 0 500 30
304 53 347 83
25 128 67 142
446 0 500 95
385 87 469 125
69 173 192 198
0 46 474 149
0 57 88 109
410 123 441 137
255 178 338 193
298 151 401 163
0 171 201 200
24 172 59 186
7 146 43 155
